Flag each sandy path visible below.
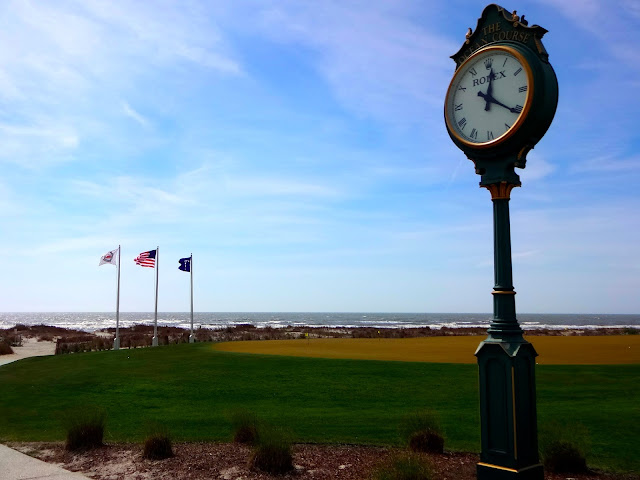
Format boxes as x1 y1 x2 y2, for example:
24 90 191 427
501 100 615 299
0 337 56 366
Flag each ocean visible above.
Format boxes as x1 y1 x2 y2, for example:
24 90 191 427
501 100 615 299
0 312 638 333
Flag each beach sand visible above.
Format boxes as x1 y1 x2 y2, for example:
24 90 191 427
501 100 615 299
0 337 56 367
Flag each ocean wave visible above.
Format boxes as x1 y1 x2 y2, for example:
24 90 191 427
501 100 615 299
1 312 638 333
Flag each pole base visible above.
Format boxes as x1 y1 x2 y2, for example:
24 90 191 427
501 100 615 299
152 336 158 347
113 337 120 350
478 462 543 480
189 334 195 344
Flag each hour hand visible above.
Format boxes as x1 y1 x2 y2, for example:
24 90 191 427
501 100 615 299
477 91 520 114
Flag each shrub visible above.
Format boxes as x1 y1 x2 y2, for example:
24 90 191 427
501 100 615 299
371 453 433 480
249 426 294 474
8 334 23 347
64 407 106 451
399 410 445 454
0 341 14 355
229 409 261 444
540 421 589 473
142 423 173 460
543 440 587 473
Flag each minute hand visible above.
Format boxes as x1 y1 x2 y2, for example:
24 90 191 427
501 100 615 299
477 91 521 114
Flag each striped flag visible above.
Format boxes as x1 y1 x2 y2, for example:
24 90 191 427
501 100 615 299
134 249 157 268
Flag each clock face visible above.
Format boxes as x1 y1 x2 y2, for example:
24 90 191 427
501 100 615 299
445 45 533 148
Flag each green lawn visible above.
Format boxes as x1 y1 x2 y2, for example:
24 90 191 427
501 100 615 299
0 343 638 472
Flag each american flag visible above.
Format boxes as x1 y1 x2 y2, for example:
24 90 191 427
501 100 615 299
134 249 156 268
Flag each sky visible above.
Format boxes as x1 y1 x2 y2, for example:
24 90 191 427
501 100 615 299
1 0 639 314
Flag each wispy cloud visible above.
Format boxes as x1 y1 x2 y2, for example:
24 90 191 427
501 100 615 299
247 2 457 123
122 102 150 128
0 121 79 168
0 1 243 170
519 154 556 182
569 154 640 173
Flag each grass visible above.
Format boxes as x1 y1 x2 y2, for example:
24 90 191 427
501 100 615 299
229 408 261 444
142 422 173 460
214 335 640 364
399 410 444 453
539 421 589 473
249 425 294 474
63 406 106 451
370 453 433 480
0 342 638 473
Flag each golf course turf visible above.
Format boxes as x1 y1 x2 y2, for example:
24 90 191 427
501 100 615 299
213 335 640 364
1 336 638 472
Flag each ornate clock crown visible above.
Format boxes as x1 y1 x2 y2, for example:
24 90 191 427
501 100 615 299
484 58 493 69
450 4 550 67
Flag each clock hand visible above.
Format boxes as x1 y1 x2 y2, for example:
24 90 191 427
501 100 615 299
484 69 494 111
477 91 521 114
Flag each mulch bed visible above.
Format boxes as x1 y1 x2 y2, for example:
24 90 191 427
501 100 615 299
8 442 638 480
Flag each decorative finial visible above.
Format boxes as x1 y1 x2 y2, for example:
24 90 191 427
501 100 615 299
465 27 472 44
520 14 528 26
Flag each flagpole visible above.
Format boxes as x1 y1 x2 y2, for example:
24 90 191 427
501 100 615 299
189 254 195 343
114 245 121 350
152 246 159 347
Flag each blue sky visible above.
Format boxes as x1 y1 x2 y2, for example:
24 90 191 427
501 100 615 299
1 0 639 314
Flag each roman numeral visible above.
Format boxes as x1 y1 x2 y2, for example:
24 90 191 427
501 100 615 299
487 130 494 140
454 103 463 111
458 86 467 92
503 58 508 67
514 105 523 113
519 85 528 93
458 117 467 129
469 67 478 76
470 128 478 139
514 67 522 76
505 123 511 131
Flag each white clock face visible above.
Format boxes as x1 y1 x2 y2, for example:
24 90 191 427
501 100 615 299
445 46 532 147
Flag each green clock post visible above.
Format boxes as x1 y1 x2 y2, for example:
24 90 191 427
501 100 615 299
443 5 558 480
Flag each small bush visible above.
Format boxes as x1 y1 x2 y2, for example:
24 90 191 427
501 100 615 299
249 426 293 474
142 423 173 460
0 341 14 355
230 409 261 444
371 453 433 480
399 410 445 453
64 407 106 451
543 440 587 473
408 431 444 454
540 421 589 473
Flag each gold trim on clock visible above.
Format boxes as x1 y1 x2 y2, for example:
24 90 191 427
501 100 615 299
484 181 518 199
445 45 534 149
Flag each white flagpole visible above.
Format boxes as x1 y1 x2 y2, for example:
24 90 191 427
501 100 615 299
189 254 194 343
152 246 159 347
114 245 121 350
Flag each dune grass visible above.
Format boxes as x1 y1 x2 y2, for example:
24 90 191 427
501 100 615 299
0 342 638 472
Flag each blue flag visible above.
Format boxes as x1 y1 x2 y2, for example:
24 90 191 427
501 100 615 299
179 257 191 272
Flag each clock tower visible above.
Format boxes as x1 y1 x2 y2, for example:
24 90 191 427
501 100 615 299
443 5 558 479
